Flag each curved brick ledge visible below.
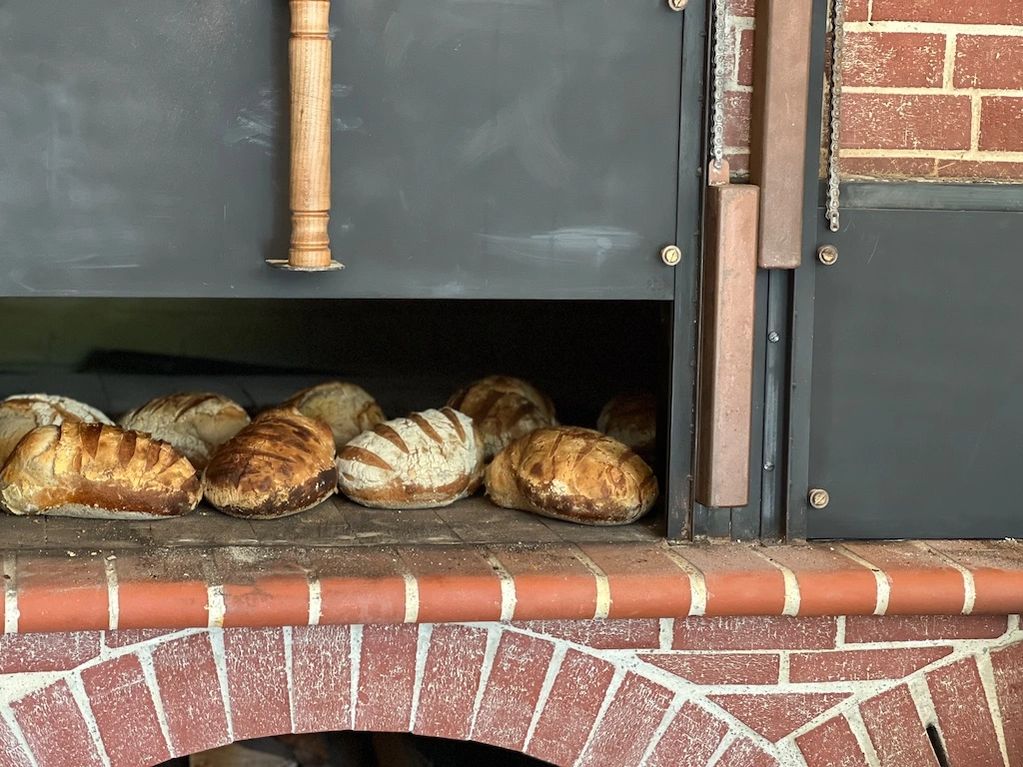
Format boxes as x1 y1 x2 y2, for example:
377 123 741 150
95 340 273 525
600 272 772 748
3 539 1021 635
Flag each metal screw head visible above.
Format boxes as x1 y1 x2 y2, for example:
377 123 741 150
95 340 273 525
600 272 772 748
661 245 683 266
808 488 831 509
768 331 781 344
667 0 688 10
817 244 839 266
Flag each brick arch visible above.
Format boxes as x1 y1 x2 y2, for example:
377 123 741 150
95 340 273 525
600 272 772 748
0 618 1020 767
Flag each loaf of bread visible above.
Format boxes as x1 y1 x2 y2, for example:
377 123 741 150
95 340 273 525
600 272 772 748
446 375 556 460
337 407 484 509
0 394 113 466
0 421 201 519
485 427 658 525
120 392 250 469
597 392 657 463
203 408 337 518
283 381 385 449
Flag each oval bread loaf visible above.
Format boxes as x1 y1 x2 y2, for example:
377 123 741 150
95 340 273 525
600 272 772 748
203 408 337 519
337 407 484 509
597 392 657 463
446 375 556 460
120 392 250 469
0 394 113 466
0 421 201 519
283 381 385 449
485 426 658 525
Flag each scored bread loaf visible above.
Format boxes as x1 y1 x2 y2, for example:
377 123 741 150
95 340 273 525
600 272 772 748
485 426 658 526
283 381 385 449
120 392 250 469
596 392 657 463
0 394 113 467
0 421 201 519
446 375 556 460
203 408 337 519
337 407 484 509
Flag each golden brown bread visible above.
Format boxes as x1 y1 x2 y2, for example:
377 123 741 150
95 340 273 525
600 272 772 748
283 381 385 449
0 394 113 467
119 392 251 469
596 392 657 463
337 407 484 509
446 375 557 460
203 408 337 518
485 426 658 525
0 421 201 519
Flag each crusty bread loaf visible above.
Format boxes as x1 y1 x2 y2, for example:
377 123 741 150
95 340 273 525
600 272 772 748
0 421 201 519
0 394 114 467
203 408 337 518
337 407 484 509
597 392 657 463
120 392 250 469
446 375 557 460
283 381 385 449
485 426 658 525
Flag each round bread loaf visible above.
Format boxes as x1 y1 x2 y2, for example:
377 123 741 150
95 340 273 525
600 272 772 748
0 421 201 519
283 381 385 449
0 394 114 467
203 408 337 519
485 426 658 526
337 407 484 509
446 375 557 460
120 392 250 469
597 392 657 463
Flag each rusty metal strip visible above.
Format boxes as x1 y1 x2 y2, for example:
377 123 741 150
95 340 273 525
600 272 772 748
749 0 814 269
695 184 760 508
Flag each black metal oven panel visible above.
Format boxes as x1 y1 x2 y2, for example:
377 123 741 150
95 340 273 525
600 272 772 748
0 0 682 299
805 205 1023 539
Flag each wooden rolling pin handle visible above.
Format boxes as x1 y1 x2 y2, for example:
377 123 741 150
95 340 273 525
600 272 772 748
288 0 332 269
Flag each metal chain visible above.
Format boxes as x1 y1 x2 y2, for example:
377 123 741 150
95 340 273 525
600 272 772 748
826 0 845 232
710 0 728 170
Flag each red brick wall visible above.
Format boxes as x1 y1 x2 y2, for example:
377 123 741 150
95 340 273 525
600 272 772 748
725 0 1023 181
0 616 1019 766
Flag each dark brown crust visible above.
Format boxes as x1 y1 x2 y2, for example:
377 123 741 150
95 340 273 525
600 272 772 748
0 422 201 518
338 444 394 472
203 409 337 518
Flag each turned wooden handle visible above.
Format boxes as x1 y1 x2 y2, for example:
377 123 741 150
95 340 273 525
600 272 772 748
289 0 332 268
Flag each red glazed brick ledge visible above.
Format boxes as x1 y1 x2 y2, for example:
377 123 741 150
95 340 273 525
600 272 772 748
3 540 1022 634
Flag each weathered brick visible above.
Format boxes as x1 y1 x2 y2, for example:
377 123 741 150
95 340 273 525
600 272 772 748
104 629 178 648
845 0 870 22
80 654 170 767
291 625 352 734
842 157 937 179
489 546 597 621
710 693 850 742
841 94 971 151
927 657 1002 766
515 619 660 649
935 160 1023 180
640 651 780 685
413 624 488 741
990 640 1023 765
844 33 946 88
789 647 951 683
737 29 755 87
955 35 1023 90
11 680 103 767
646 702 730 767
872 0 1023 25
16 557 109 634
0 632 101 673
844 615 1008 643
797 716 871 767
355 624 419 733
578 544 692 619
725 91 752 148
980 97 1023 152
859 685 938 767
578 673 674 767
526 649 615 766
224 628 292 740
674 616 837 651
715 736 779 767
729 0 755 18
0 717 31 767
151 633 230 757
399 548 502 622
472 632 555 753
672 546 787 615
114 551 209 630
